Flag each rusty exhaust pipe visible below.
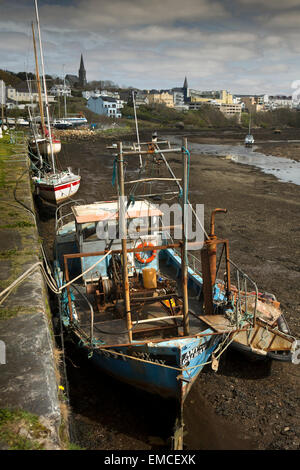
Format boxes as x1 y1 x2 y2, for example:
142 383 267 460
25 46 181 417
208 208 227 286
201 209 227 315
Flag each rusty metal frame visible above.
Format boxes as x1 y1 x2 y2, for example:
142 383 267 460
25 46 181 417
62 242 182 329
121 146 182 156
63 242 182 261
92 327 250 350
62 248 250 349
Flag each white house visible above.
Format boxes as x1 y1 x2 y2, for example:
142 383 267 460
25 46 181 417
267 95 293 110
82 89 101 100
6 85 56 104
87 96 122 118
83 89 121 100
50 84 72 97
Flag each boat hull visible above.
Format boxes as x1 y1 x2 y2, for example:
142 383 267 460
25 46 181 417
68 327 220 402
29 138 61 156
35 176 81 203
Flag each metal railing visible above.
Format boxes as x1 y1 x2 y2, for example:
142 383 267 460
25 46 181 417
165 240 258 329
228 259 258 328
55 198 85 233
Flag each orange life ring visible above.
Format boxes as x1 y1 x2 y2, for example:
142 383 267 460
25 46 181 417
135 242 157 264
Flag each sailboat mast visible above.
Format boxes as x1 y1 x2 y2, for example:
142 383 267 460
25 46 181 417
117 141 133 343
63 74 67 117
34 0 55 174
31 22 45 135
181 137 190 336
132 91 142 168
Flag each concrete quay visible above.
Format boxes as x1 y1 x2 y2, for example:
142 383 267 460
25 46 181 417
0 131 67 450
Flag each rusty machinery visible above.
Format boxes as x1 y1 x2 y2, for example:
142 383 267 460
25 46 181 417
95 253 178 313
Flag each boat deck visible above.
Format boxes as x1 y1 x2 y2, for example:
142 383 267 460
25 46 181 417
67 256 237 347
70 280 230 347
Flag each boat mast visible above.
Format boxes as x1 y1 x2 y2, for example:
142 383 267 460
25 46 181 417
63 76 67 118
181 137 190 336
34 0 55 174
117 141 132 342
27 105 43 174
132 91 142 168
31 21 46 136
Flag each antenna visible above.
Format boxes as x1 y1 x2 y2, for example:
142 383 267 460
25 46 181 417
132 91 142 168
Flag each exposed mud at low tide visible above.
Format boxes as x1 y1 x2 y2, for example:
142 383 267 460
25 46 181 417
37 129 300 450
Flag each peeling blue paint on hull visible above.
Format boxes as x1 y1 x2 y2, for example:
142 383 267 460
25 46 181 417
76 332 219 401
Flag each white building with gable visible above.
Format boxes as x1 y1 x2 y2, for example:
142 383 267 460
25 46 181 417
87 96 122 118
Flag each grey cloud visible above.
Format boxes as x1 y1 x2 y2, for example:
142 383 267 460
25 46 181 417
1 0 300 94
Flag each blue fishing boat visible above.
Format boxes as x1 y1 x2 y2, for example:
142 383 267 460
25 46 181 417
53 137 298 448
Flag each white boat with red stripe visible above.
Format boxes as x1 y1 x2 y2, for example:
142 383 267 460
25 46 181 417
31 0 81 206
33 168 81 204
29 133 61 156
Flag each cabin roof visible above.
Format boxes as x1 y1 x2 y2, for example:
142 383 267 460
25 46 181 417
72 200 163 224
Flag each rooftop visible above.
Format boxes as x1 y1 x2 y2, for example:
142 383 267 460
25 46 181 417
72 200 163 224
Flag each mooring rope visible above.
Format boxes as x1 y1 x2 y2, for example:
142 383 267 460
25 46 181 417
0 250 112 303
91 331 237 373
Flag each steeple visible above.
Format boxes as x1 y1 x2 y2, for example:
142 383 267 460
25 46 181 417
78 54 87 87
80 54 84 69
183 76 188 102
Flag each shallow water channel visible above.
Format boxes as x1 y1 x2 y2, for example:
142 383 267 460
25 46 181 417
164 136 300 186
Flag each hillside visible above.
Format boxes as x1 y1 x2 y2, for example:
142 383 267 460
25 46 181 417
0 70 23 88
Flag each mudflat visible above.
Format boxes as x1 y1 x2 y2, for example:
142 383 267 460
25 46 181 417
176 130 300 450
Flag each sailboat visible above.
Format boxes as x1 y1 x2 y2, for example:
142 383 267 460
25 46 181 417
30 0 81 204
244 113 254 147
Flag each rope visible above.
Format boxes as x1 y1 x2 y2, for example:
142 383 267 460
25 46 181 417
181 146 190 204
0 250 112 302
90 331 238 373
111 157 117 187
154 143 209 240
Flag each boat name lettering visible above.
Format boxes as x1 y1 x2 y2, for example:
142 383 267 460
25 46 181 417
131 351 166 365
101 349 126 361
182 341 209 366
100 349 167 365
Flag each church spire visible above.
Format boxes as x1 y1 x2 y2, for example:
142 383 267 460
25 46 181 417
183 76 188 102
78 54 87 87
80 54 84 70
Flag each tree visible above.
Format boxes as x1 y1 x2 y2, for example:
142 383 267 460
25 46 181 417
16 72 35 82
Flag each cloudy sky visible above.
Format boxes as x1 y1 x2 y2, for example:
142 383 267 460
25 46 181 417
1 0 300 94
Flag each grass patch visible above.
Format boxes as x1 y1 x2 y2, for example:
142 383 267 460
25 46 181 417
0 408 49 450
68 442 85 450
1 221 35 228
0 306 40 321
0 134 14 157
0 249 18 259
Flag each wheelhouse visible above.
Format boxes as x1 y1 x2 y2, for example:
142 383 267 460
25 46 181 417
71 200 163 284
